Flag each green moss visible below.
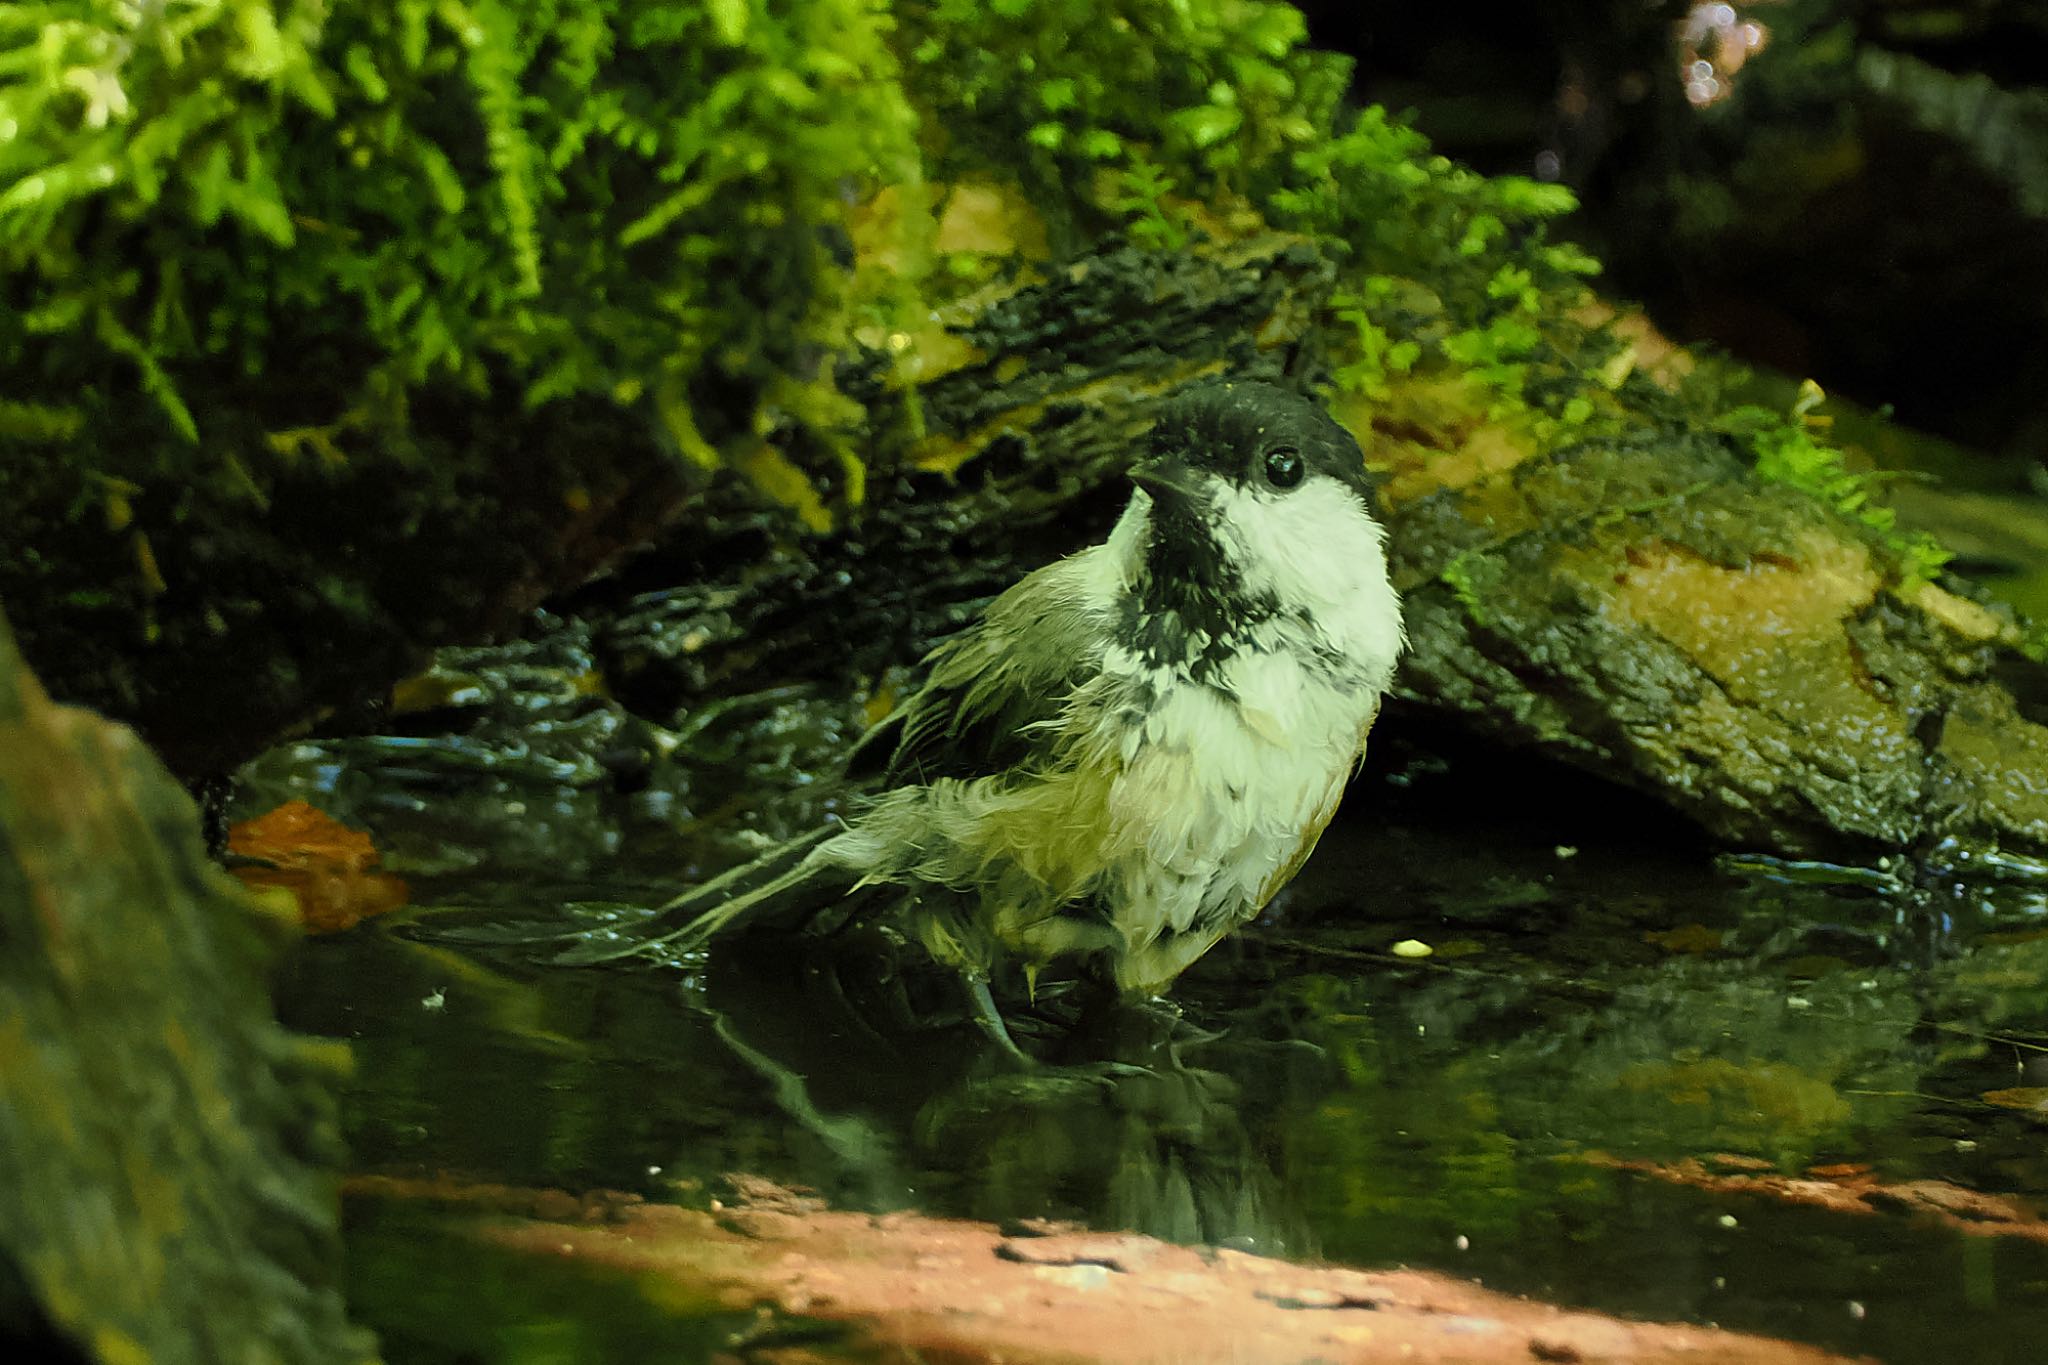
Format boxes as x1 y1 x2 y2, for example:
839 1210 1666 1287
900 0 1340 230
890 0 1633 465
0 0 1976 599
1329 280 1419 402
1258 101 1608 422
1439 550 1502 629
1109 155 1193 252
1718 381 1954 590
3 0 919 499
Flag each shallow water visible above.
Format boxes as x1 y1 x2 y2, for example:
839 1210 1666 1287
267 736 2048 1364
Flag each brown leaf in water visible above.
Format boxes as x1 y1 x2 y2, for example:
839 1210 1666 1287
227 799 408 933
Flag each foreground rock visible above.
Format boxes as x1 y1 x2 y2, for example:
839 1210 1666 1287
351 1173 1861 1365
0 606 373 1364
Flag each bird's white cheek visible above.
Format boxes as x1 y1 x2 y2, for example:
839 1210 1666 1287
1216 482 1406 688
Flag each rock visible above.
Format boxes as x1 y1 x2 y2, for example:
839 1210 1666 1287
0 605 372 1364
1378 423 2048 862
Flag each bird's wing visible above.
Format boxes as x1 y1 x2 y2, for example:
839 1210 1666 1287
849 551 1108 786
559 552 1110 965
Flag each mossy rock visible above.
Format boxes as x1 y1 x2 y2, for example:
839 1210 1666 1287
0 605 373 1365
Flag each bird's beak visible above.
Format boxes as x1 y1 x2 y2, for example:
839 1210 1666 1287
1129 456 1205 504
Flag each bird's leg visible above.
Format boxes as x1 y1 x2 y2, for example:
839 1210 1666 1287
962 973 1037 1068
1042 981 1187 1075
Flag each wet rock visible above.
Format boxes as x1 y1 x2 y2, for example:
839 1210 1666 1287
354 1172 1862 1364
0 606 371 1363
1380 429 2048 863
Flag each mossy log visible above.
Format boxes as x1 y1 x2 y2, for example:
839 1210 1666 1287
585 234 2048 871
1379 424 2048 864
0 605 374 1364
10 228 2048 872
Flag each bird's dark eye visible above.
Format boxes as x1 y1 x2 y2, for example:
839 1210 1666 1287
1262 445 1303 489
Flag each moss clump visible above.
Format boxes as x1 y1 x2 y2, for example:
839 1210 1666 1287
897 2 1610 438
899 0 1341 210
2 0 918 498
1717 380 1952 591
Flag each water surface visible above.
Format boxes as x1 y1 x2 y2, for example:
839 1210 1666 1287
267 741 2048 1363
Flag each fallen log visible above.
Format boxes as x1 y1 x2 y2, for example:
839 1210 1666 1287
567 233 2048 870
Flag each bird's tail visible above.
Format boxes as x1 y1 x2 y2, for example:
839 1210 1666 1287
549 825 858 965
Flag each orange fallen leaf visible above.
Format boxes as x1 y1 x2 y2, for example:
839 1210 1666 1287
229 798 378 869
228 800 408 933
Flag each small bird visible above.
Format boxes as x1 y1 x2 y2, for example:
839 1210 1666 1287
574 381 1404 1024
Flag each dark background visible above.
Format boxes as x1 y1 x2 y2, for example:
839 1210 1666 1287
1296 0 2048 469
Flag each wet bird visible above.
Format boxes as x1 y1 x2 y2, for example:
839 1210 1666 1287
575 381 1404 1029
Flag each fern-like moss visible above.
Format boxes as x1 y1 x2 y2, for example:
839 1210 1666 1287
3 0 919 505
0 0 1962 600
1720 381 1953 590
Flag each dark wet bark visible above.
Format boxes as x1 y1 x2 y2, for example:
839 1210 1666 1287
0 604 373 1364
0 393 687 779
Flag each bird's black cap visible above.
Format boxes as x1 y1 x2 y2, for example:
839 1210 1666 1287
1143 381 1376 499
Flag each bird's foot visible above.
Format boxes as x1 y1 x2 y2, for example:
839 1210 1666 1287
962 974 1038 1069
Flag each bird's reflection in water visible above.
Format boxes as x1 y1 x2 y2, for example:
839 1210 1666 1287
698 929 1314 1257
